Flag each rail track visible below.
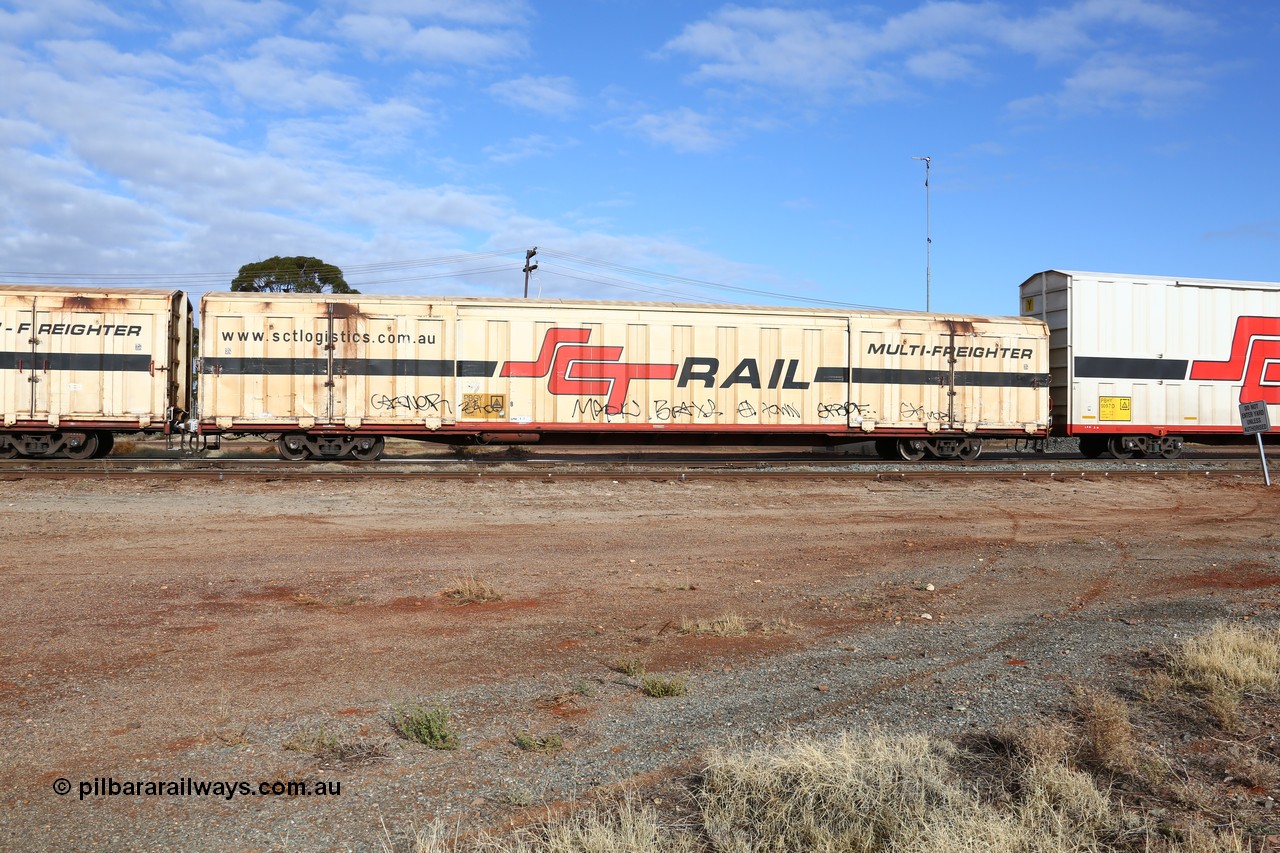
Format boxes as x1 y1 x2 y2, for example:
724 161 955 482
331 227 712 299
0 447 1267 481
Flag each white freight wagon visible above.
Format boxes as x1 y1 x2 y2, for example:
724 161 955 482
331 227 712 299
201 292 1049 461
0 285 193 457
1020 270 1280 458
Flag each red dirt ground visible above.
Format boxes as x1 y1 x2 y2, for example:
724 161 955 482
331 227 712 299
0 470 1276 849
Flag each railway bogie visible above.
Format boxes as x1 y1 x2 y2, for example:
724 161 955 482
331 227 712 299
875 436 982 461
275 432 386 461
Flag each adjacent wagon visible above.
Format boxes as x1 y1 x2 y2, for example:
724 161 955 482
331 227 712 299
1020 270 1280 458
0 285 192 458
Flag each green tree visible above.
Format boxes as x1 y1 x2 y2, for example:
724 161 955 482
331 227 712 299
231 256 358 293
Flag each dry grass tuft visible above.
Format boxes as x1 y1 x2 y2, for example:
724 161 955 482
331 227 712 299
513 731 563 753
1016 720 1073 767
1215 743 1280 791
698 730 965 850
696 728 1148 852
1170 622 1280 694
679 613 747 637
610 657 646 677
507 797 701 853
1075 691 1140 774
392 704 459 750
1203 691 1241 731
110 438 138 456
283 724 389 763
443 576 503 606
640 673 689 698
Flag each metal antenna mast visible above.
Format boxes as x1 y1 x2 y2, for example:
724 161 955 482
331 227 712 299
911 156 931 311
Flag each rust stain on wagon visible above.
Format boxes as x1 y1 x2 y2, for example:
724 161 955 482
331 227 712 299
327 302 364 319
946 319 977 335
63 296 121 311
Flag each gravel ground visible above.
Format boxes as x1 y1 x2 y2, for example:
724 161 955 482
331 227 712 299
0 469 1275 850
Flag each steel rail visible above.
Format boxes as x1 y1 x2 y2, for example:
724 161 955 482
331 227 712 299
0 456 1260 481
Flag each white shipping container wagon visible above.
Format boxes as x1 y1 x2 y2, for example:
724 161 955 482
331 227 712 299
1019 270 1280 458
200 292 1049 461
0 285 193 458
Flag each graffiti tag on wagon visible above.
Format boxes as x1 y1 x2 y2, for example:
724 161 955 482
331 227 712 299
653 399 721 421
737 401 802 419
460 394 506 418
817 401 875 419
370 393 453 414
900 402 951 421
572 398 643 420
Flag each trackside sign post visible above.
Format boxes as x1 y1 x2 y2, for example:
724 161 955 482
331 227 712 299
1240 400 1271 486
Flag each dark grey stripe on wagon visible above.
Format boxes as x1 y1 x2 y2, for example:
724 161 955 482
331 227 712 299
202 357 498 377
1 351 153 372
1073 357 1189 380
814 366 1050 388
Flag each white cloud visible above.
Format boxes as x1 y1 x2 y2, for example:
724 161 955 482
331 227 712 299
41 38 189 82
343 0 530 27
659 7 884 93
0 0 129 40
625 107 724 153
488 75 580 116
267 100 435 160
337 13 524 64
166 0 295 52
219 45 364 112
1008 53 1208 118
660 1 1214 114
483 134 573 164
905 48 981 82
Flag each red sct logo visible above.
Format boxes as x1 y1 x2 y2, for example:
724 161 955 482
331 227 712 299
1189 316 1280 404
500 328 678 413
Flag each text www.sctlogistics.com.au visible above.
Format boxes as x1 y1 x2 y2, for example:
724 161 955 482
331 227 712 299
53 776 342 800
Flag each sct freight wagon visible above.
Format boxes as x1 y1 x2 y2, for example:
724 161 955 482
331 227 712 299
1020 270 1280 458
200 292 1049 460
0 286 192 458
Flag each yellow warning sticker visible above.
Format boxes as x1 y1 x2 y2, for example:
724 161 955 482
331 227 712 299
1099 396 1131 422
1023 296 1035 313
461 393 506 419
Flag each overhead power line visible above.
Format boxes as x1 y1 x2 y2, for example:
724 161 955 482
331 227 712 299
0 247 890 310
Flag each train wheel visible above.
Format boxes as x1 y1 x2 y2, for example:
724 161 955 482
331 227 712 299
1107 436 1134 459
896 439 927 462
957 439 982 461
350 436 385 461
276 433 310 461
92 432 115 458
62 431 100 460
1078 437 1106 458
1157 437 1184 459
0 440 17 459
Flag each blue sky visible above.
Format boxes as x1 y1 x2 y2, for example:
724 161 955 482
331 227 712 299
1 0 1276 315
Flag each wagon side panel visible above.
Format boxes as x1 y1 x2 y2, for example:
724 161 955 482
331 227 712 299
1025 271 1280 438
0 286 186 431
